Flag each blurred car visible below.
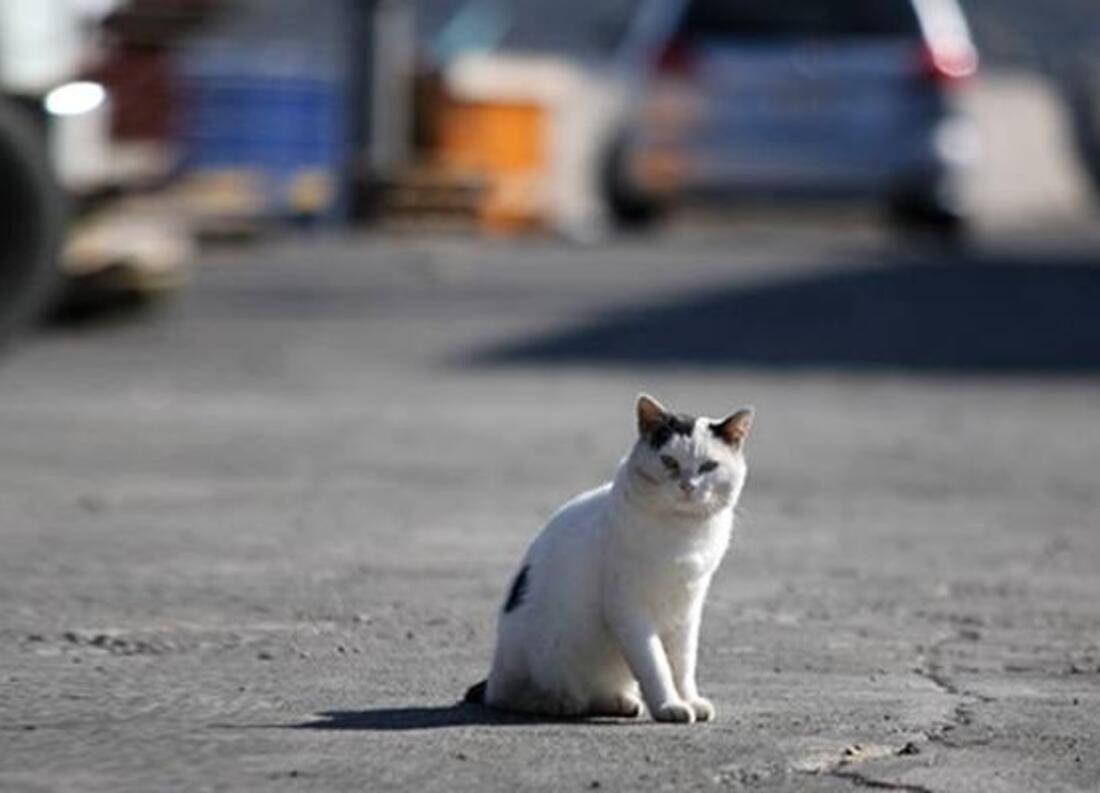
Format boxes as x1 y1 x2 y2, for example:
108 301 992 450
608 0 980 236
0 0 203 341
0 0 80 340
1061 50 1100 201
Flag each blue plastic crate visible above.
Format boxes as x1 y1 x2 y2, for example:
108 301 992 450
177 48 350 220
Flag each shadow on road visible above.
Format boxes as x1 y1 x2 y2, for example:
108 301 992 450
476 248 1100 372
292 705 555 731
44 288 160 331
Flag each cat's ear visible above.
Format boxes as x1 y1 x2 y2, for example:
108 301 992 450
710 407 754 448
636 393 669 439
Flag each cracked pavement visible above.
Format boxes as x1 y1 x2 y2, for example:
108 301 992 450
1 228 1099 792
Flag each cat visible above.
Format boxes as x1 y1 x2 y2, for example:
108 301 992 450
464 394 753 723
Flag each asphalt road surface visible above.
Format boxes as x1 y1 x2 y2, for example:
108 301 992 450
2 225 1099 792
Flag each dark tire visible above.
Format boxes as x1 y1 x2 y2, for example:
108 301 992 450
602 133 667 231
1062 55 1100 198
887 190 969 245
0 99 65 344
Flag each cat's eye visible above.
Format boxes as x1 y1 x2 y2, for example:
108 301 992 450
659 455 680 473
699 460 719 474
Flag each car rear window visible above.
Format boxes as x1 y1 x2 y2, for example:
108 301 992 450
680 0 922 40
498 0 643 56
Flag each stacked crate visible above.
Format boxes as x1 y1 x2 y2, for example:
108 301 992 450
174 0 355 226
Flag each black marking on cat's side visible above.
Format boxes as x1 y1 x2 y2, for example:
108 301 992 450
647 413 696 449
503 564 530 613
463 679 487 704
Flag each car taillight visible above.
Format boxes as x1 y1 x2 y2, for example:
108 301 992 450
917 42 979 87
656 38 697 77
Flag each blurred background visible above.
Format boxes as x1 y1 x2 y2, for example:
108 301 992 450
1 0 1100 335
4 4 1100 787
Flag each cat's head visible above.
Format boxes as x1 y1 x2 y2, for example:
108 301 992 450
624 394 753 516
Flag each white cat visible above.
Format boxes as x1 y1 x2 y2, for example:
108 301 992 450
465 394 753 723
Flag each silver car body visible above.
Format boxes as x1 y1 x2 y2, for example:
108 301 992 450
622 0 979 206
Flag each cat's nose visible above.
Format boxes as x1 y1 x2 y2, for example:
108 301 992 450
679 480 697 495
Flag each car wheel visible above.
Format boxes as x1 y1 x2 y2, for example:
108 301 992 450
0 99 65 344
602 133 667 231
887 189 969 245
1062 53 1100 198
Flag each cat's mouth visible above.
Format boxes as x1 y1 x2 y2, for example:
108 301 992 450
673 492 714 513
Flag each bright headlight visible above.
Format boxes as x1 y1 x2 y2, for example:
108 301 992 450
44 81 107 117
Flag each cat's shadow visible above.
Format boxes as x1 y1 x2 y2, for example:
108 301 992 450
293 703 583 731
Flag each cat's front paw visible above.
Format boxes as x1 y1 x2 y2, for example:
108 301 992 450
687 697 716 722
652 701 695 724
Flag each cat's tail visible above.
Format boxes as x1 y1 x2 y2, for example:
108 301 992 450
463 679 487 705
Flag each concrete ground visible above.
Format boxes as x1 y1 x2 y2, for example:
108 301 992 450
2 222 1099 792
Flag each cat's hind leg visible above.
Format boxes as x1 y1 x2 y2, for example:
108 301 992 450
587 689 643 719
585 668 642 718
487 674 588 718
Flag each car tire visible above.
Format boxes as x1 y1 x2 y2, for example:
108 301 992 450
0 99 65 344
887 189 969 245
602 133 667 231
1062 54 1100 198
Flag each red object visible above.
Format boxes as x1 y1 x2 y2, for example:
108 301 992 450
916 41 978 87
95 47 178 142
656 38 699 77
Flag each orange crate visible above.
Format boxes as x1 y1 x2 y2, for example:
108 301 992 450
435 98 547 232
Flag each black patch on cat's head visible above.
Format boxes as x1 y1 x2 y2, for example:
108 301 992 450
645 413 696 450
503 564 530 614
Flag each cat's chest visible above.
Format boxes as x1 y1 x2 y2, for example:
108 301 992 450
608 510 731 594
671 549 715 579
621 535 725 598
655 545 722 592
635 520 728 573
618 550 715 624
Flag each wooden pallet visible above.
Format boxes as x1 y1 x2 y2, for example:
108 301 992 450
375 167 486 231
